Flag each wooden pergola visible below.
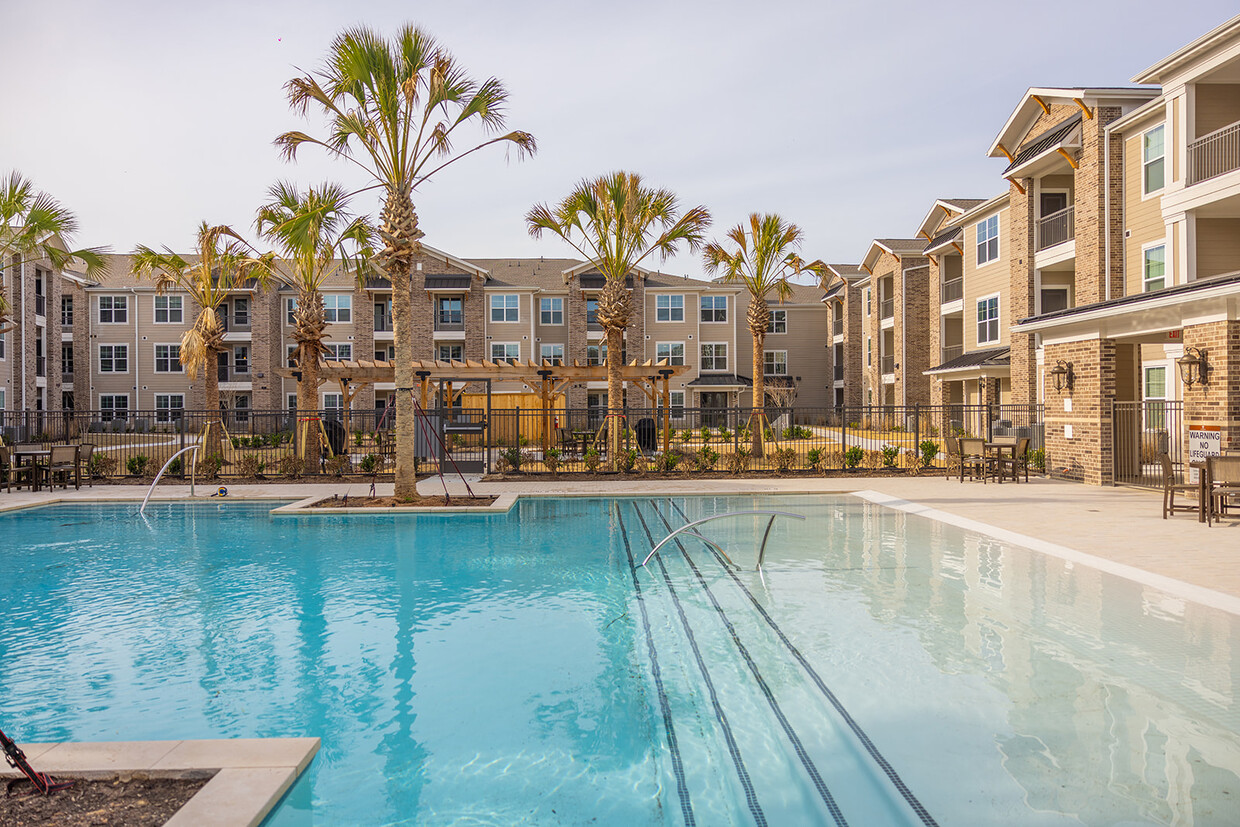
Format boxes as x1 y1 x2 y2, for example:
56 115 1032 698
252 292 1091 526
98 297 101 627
276 358 693 452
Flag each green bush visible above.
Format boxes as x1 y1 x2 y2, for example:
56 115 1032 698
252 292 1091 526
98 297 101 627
501 446 523 472
359 453 382 473
543 447 563 475
657 451 681 472
199 453 226 480
1029 448 1046 472
353 431 365 447
725 448 750 474
919 440 940 469
618 448 639 473
695 447 719 472
583 448 601 473
127 454 151 476
774 447 797 473
881 446 900 467
167 456 184 476
718 427 731 441
844 445 864 469
518 434 530 447
679 428 694 443
806 447 825 473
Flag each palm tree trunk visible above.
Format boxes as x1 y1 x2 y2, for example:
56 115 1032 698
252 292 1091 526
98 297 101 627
297 346 320 465
381 184 423 501
606 325 624 466
203 344 223 455
751 330 765 457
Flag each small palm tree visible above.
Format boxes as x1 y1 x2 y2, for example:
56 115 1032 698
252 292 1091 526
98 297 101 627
527 172 710 463
276 24 536 500
703 213 826 457
256 181 375 464
0 171 108 334
130 223 273 443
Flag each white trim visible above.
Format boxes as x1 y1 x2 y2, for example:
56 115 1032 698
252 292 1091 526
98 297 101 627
489 293 520 323
152 343 184 374
1141 123 1167 199
490 341 521 363
975 214 1001 269
1141 238 1169 292
538 296 564 326
763 349 789 376
699 341 728 372
655 293 685 323
97 343 129 374
976 292 1001 346
96 294 129 324
152 294 184 324
655 340 686 366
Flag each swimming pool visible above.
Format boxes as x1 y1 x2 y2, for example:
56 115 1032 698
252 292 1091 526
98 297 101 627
1 495 1238 824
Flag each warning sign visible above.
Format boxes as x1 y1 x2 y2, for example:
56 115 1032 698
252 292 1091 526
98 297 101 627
1188 425 1221 484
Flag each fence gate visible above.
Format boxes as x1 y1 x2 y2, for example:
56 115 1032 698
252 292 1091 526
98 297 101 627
1112 400 1185 488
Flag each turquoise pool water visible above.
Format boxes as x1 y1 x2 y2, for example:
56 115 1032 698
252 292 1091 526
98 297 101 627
1 496 1238 825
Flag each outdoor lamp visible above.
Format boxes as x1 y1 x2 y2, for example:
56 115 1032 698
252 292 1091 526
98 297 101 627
1176 347 1210 388
1049 360 1074 391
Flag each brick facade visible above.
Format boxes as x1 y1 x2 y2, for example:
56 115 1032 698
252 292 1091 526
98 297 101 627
1043 338 1117 485
1182 320 1240 452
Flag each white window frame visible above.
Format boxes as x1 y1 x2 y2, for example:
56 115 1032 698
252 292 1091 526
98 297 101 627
656 294 684 322
1142 241 1167 292
539 297 564 325
490 294 519 323
286 297 297 326
61 343 74 375
154 394 185 423
769 309 787 334
976 215 999 267
976 293 1000 345
700 342 728 372
656 341 685 366
322 392 345 413
323 294 352 323
0 332 6 360
154 295 183 324
491 342 520 364
437 343 464 361
233 345 250 375
1143 124 1165 196
286 345 299 368
587 343 607 366
99 394 129 420
0 389 5 410
539 343 564 365
61 296 74 327
232 297 250 326
153 343 183 373
98 295 128 324
1143 365 1168 430
99 344 129 373
763 350 788 376
865 288 871 316
700 295 727 323
324 342 352 361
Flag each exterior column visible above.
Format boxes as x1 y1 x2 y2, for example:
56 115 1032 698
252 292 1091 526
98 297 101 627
1182 320 1240 452
1044 337 1117 485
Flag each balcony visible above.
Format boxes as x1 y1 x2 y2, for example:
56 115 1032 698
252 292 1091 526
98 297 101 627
941 278 963 304
832 317 843 337
1036 205 1075 251
833 364 844 381
941 344 963 363
880 297 894 320
434 312 464 332
34 294 46 317
880 354 895 374
35 356 46 377
1188 120 1240 185
374 316 394 333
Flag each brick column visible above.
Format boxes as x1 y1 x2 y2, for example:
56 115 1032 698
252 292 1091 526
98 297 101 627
896 260 931 405
1183 320 1240 452
565 282 587 409
1009 179 1038 405
250 285 281 410
352 284 375 409
844 286 862 408
1043 338 1117 485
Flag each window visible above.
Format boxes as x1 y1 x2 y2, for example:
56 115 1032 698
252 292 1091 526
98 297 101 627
976 215 999 266
1143 244 1166 292
658 390 685 420
155 394 185 423
323 393 344 415
99 344 128 373
586 298 599 326
0 332 4 359
61 296 73 327
587 343 607 366
438 344 463 361
656 294 684 322
867 337 872 366
700 295 727 322
1040 287 1070 314
656 342 685 365
233 346 249 374
865 288 871 316
323 295 351 323
233 297 249 326
491 294 519 322
700 343 727 371
287 394 298 411
154 344 182 373
436 296 463 328
491 342 519 363
154 295 182 323
764 350 788 376
375 300 393 331
286 297 297 325
769 309 787 334
99 395 128 421
0 389 4 410
62 344 74 375
976 295 1000 344
1144 366 1167 429
539 343 564 365
540 297 564 325
99 295 128 323
1143 125 1165 195
324 343 352 361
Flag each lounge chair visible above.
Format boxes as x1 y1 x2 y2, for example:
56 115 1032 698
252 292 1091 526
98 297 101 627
1159 453 1198 520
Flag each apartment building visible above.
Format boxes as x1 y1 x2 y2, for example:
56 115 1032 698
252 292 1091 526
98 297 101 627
822 264 864 408
856 239 930 407
24 247 829 420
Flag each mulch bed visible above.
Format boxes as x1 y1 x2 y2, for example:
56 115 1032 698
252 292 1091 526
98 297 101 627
483 468 936 482
0 775 210 827
309 494 498 508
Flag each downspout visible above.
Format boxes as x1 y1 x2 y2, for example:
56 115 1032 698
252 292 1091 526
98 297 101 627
19 258 26 411
900 266 909 408
132 288 140 411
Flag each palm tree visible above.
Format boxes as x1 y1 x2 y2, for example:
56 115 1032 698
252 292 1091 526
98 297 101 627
527 172 710 464
256 181 375 464
275 24 536 500
0 171 108 334
703 213 826 457
130 223 273 446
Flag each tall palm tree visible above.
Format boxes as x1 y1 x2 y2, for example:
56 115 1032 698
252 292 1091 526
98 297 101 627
0 171 108 334
527 172 710 463
276 24 536 500
130 223 273 441
703 213 826 457
256 181 375 464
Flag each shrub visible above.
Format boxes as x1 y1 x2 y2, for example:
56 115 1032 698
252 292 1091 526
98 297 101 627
325 455 350 477
518 434 530 447
926 425 940 437
1029 447 1046 472
679 428 694 443
847 421 860 429
353 431 365 447
583 448 601 473
763 426 774 442
844 445 864 469
919 440 940 469
127 454 151 476
864 449 883 470
695 447 719 472
890 424 906 433
806 447 825 473
501 446 523 472
699 426 712 444
543 447 563 476
718 427 732 441
167 456 184 476
237 453 265 478
199 453 226 479
774 447 796 473
617 448 639 473
657 450 681 473
881 446 900 468
359 453 382 473
783 425 813 440
725 448 750 474
277 454 303 479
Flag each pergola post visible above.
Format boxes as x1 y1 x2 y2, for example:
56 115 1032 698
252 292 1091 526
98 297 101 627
538 368 554 453
660 369 673 453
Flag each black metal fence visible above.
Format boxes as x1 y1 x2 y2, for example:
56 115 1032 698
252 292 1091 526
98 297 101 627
1 403 1045 480
1113 400 1185 488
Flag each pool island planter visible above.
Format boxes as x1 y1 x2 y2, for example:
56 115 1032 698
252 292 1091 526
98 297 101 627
1 737 319 827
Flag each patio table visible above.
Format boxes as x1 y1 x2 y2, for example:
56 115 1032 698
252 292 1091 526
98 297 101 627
12 447 51 492
1190 460 1210 524
984 442 1017 483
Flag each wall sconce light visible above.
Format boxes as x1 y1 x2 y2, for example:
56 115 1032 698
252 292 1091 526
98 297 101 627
1049 360 1074 391
1177 347 1210 388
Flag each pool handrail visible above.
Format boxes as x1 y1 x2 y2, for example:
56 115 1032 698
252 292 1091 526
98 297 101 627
139 445 201 515
639 510 806 570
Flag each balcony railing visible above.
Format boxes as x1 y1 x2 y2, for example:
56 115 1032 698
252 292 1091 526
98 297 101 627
880 354 895 374
1036 205 1075 251
34 294 45 317
941 277 963 304
832 317 843 336
1189 119 1240 185
434 313 464 332
374 316 394 332
941 344 963 363
35 356 46 377
880 297 894 320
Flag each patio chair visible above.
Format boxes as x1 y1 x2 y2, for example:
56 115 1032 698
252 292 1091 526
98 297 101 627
958 437 991 483
3 444 42 491
1206 455 1240 526
944 433 963 480
46 445 79 491
1159 453 1198 520
997 437 1031 483
77 444 95 487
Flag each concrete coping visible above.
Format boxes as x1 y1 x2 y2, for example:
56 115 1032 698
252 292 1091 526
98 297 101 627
269 491 519 515
2 737 319 827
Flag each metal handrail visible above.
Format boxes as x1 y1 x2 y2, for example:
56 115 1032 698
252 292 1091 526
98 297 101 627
638 510 806 570
139 445 200 515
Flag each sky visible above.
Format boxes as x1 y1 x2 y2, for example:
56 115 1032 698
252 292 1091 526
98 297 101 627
3 0 1237 283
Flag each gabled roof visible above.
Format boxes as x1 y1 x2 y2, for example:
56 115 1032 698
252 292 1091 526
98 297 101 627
1004 113 1082 174
559 259 654 284
861 239 927 274
987 87 1159 162
1134 14 1240 85
923 227 962 256
418 243 491 280
916 199 987 241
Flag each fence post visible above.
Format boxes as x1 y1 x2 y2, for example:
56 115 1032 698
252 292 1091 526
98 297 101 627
986 403 993 442
913 404 920 467
179 411 186 463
